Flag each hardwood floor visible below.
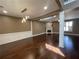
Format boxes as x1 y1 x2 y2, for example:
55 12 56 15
0 34 79 59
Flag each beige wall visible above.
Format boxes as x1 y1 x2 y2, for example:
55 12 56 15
52 21 59 32
0 15 31 34
0 15 46 45
0 15 46 35
32 21 46 35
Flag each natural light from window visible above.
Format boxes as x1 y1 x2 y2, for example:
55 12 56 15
64 21 73 32
64 0 75 5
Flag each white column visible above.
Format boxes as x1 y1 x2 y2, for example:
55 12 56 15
59 11 64 48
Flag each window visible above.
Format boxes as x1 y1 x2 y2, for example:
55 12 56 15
64 0 68 2
64 21 73 32
64 0 75 5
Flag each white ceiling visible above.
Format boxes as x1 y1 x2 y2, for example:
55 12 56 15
0 0 59 18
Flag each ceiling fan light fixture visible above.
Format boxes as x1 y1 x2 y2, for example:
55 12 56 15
25 16 28 20
27 16 30 18
21 8 27 13
25 16 30 19
21 18 26 23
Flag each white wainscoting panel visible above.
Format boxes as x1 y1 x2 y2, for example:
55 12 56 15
0 31 32 45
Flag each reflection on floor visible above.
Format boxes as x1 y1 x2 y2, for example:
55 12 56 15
64 35 79 59
45 43 65 57
0 34 79 59
64 36 74 50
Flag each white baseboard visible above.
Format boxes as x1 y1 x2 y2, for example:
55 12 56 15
46 32 79 36
46 32 59 34
64 33 79 36
32 32 46 37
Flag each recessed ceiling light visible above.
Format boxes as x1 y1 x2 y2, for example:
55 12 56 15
44 6 48 10
3 10 8 14
25 16 30 19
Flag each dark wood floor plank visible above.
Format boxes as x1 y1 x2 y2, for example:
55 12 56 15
0 34 79 59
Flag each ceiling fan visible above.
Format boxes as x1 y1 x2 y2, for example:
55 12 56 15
21 8 30 23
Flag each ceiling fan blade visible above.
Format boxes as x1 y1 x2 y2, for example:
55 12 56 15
21 8 27 13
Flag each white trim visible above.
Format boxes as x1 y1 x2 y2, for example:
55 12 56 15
64 33 79 36
32 32 46 37
46 32 79 36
